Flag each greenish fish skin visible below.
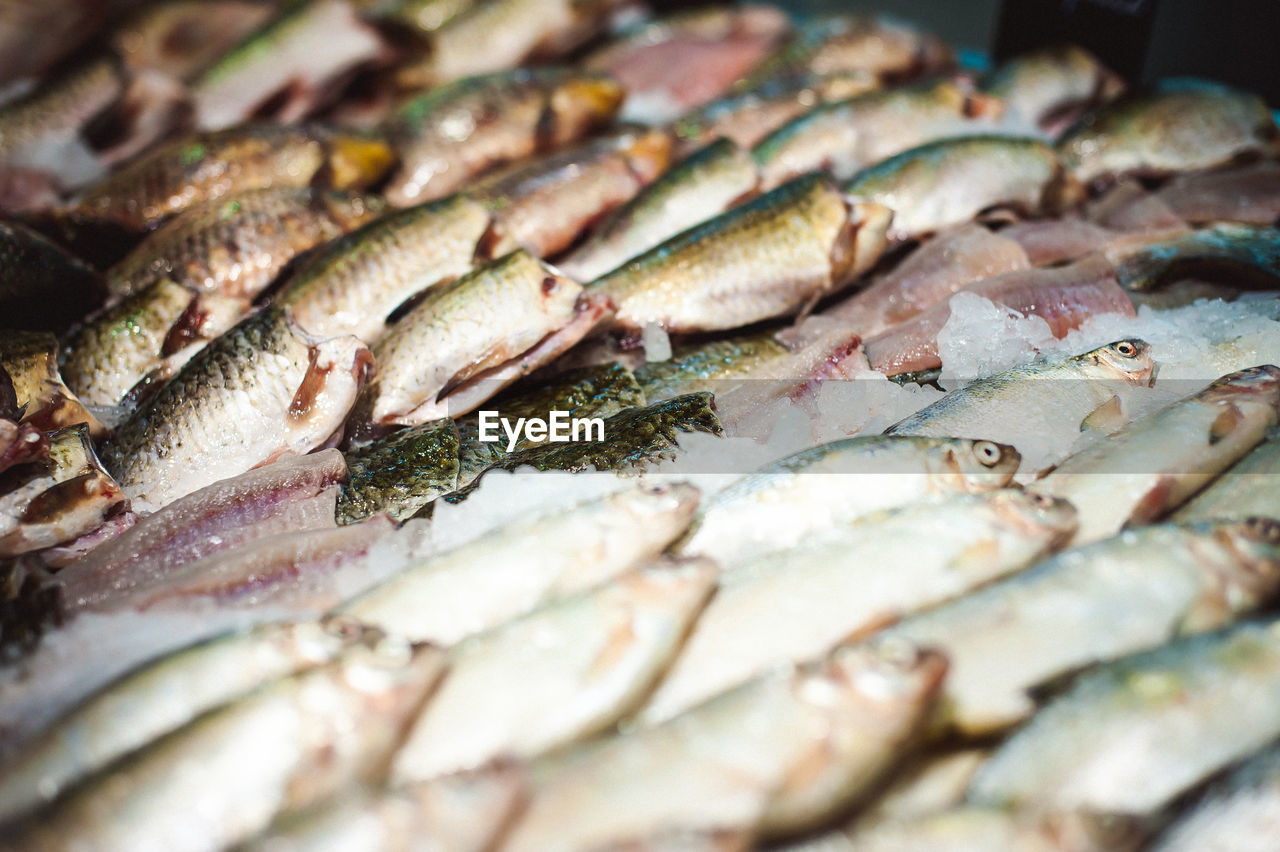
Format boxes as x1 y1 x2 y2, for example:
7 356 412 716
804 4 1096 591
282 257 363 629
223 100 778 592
338 418 460 524
1057 78 1280 185
1109 223 1280 292
276 193 492 342
631 330 793 402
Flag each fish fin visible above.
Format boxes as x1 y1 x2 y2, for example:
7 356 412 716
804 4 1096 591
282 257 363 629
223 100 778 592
1208 404 1245 445
1080 394 1124 432
1176 594 1232 636
794 289 824 324
1124 475 1177 526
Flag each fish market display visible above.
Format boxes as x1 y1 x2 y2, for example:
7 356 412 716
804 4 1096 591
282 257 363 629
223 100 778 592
2 4 1280 850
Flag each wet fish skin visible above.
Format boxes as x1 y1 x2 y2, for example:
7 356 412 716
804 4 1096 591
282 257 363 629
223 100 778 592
640 490 1076 725
1057 79 1280 185
1151 744 1280 852
1032 366 1280 544
391 558 716 781
833 806 1142 852
383 68 623 206
73 123 395 231
0 219 107 333
631 331 792 403
591 173 891 334
844 135 1080 241
4 636 446 852
982 43 1124 135
1173 436 1280 523
680 435 1020 570
1108 223 1280 292
341 482 699 645
967 617 1280 816
277 193 490 343
0 617 372 823
884 517 1280 738
101 306 371 514
338 418 460 523
107 188 382 301
0 330 102 437
559 137 760 282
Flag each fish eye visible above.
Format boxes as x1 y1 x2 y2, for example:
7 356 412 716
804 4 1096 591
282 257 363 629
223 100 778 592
974 440 1003 467
1114 341 1137 358
541 276 559 295
1031 493 1056 509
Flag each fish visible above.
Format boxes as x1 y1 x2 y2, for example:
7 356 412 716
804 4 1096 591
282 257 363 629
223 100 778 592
359 250 606 427
1151 744 1280 852
982 43 1124 136
60 279 243 410
862 253 1136 377
0 616 373 823
885 517 1280 738
1057 79 1280 186
276 193 490 343
0 423 124 557
631 331 793 403
382 68 623 206
107 188 382 301
558 137 759 282
1153 160 1280 226
100 306 371 514
885 339 1157 475
967 617 1280 817
391 558 716 781
56 450 347 612
73 123 394 231
339 482 699 645
0 219 106 333
831 807 1141 852
242 762 527 852
843 135 1081 241
1172 436 1280 523
671 71 879 152
0 369 47 475
0 330 102 437
110 0 276 83
189 0 386 131
680 435 1020 569
465 126 673 258
1031 366 1280 544
338 418 459 523
640 490 1075 725
752 79 999 190
822 223 1031 338
3 635 446 852
1107 223 1280 292
845 748 992 838
590 173 891 334
503 640 946 849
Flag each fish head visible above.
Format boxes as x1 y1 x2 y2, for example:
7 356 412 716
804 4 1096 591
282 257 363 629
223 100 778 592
832 199 893 283
930 437 1021 493
549 73 625 144
619 127 675 184
1201 365 1280 414
1209 516 1280 611
1084 338 1156 386
822 637 949 719
621 481 701 529
990 489 1079 546
319 192 386 230
339 633 447 711
322 130 397 190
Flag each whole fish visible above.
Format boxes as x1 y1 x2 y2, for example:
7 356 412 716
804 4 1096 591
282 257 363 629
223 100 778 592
107 188 382 300
382 68 623 206
823 223 1030 338
591 173 891 334
885 339 1157 475
1152 744 1280 852
392 558 716 780
1058 79 1279 185
680 435 1020 570
883 517 1280 737
110 0 275 83
1108 223 1280 292
242 763 526 852
752 79 999 190
101 306 371 514
338 418 459 523
3 636 446 852
1173 436 1280 523
466 127 673 258
641 490 1075 725
968 617 1280 816
632 331 793 402
504 640 946 849
843 135 1081 241
1153 161 1280 226
57 451 347 612
0 330 101 436
0 423 124 557
276 193 490 342
0 219 106 333
0 617 372 823
559 137 760 282
672 71 878 152
73 123 394 231
862 253 1136 377
340 482 699 645
982 44 1124 136
1032 366 1280 544
190 0 385 131
360 250 606 427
